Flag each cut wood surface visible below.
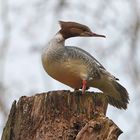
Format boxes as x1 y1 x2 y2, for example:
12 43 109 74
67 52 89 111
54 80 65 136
2 90 122 140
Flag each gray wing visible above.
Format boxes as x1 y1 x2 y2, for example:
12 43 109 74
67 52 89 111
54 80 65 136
64 46 119 80
65 46 106 70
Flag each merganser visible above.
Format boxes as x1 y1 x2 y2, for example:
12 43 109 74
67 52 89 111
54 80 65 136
42 21 129 109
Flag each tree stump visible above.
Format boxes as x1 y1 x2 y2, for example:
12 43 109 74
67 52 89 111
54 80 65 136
2 90 122 140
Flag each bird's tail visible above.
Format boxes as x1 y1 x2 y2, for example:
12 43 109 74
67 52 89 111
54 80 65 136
99 80 129 109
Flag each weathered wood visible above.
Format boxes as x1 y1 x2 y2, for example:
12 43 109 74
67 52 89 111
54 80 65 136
2 90 122 140
76 114 122 140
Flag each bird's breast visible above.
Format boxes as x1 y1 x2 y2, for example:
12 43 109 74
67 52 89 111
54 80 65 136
42 56 89 89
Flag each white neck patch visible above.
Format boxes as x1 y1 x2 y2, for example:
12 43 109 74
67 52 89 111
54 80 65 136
54 33 64 42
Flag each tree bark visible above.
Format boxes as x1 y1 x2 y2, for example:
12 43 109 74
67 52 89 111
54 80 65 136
2 90 122 140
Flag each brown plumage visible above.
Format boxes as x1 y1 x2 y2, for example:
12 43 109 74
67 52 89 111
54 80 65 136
42 21 129 109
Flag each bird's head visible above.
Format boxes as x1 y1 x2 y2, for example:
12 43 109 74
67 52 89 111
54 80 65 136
59 21 106 39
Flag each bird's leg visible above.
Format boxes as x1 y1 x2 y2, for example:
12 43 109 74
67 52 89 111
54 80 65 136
82 80 87 94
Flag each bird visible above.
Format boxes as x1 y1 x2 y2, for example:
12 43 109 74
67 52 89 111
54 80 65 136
42 21 129 109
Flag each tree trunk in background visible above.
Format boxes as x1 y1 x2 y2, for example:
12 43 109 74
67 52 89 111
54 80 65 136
2 90 122 140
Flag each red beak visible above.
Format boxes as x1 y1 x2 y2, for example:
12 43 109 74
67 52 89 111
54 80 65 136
88 32 106 38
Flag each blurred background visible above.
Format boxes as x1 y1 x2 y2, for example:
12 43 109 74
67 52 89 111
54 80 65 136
0 0 140 139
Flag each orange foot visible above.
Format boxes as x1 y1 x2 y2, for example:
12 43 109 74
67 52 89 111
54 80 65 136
82 80 87 94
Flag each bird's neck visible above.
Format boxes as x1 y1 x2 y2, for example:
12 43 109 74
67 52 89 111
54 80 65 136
49 32 65 49
42 33 65 64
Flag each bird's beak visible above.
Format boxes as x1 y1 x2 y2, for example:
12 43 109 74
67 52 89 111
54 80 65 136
80 31 106 38
88 31 106 38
